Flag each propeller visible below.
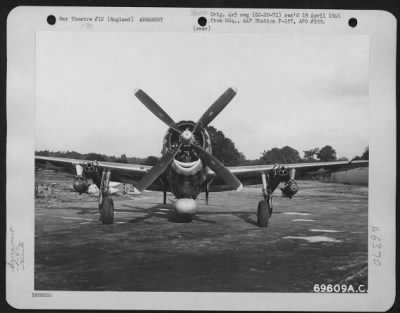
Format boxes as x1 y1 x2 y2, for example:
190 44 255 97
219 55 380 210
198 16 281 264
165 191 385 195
134 89 181 134
192 87 237 133
134 87 241 192
136 144 182 192
191 144 243 191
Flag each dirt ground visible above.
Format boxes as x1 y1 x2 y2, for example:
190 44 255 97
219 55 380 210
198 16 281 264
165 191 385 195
35 171 368 292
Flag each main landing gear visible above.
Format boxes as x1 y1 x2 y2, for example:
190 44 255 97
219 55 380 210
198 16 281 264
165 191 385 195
257 166 298 227
98 169 114 224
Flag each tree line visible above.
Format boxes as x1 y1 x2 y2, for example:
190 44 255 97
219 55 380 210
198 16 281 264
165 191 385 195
205 126 368 165
36 126 368 166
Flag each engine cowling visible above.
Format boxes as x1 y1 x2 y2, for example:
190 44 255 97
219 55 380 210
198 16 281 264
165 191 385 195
72 176 89 194
281 179 298 199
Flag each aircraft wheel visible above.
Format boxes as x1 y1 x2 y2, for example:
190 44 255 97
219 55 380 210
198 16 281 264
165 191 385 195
169 209 192 223
178 214 193 223
257 200 270 227
101 197 114 224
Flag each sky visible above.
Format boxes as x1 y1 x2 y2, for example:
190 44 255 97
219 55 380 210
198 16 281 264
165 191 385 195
35 31 369 160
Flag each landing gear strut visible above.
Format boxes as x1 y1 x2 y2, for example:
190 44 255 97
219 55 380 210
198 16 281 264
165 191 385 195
99 169 114 224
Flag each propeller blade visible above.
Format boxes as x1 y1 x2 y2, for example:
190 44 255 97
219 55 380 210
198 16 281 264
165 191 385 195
134 89 181 133
136 144 182 192
192 145 243 191
193 87 237 133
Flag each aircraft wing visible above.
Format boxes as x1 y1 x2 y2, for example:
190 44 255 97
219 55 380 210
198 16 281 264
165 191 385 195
35 156 165 191
208 160 369 191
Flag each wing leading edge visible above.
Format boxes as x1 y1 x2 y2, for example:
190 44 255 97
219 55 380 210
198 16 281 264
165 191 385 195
35 156 166 191
208 160 369 191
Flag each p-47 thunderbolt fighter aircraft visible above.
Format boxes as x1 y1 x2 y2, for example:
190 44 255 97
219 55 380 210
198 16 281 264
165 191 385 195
35 88 368 227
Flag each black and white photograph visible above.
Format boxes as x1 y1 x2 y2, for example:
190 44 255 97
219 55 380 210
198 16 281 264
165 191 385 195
6 7 396 311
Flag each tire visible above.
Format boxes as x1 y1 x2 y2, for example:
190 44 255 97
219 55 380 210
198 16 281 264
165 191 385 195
101 197 114 224
169 209 193 223
177 214 193 223
257 200 270 227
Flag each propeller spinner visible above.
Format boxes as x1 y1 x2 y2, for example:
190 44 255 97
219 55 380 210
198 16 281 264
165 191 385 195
134 88 241 192
180 129 198 146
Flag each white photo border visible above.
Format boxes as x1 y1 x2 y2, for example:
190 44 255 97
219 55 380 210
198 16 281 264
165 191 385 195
6 6 397 311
